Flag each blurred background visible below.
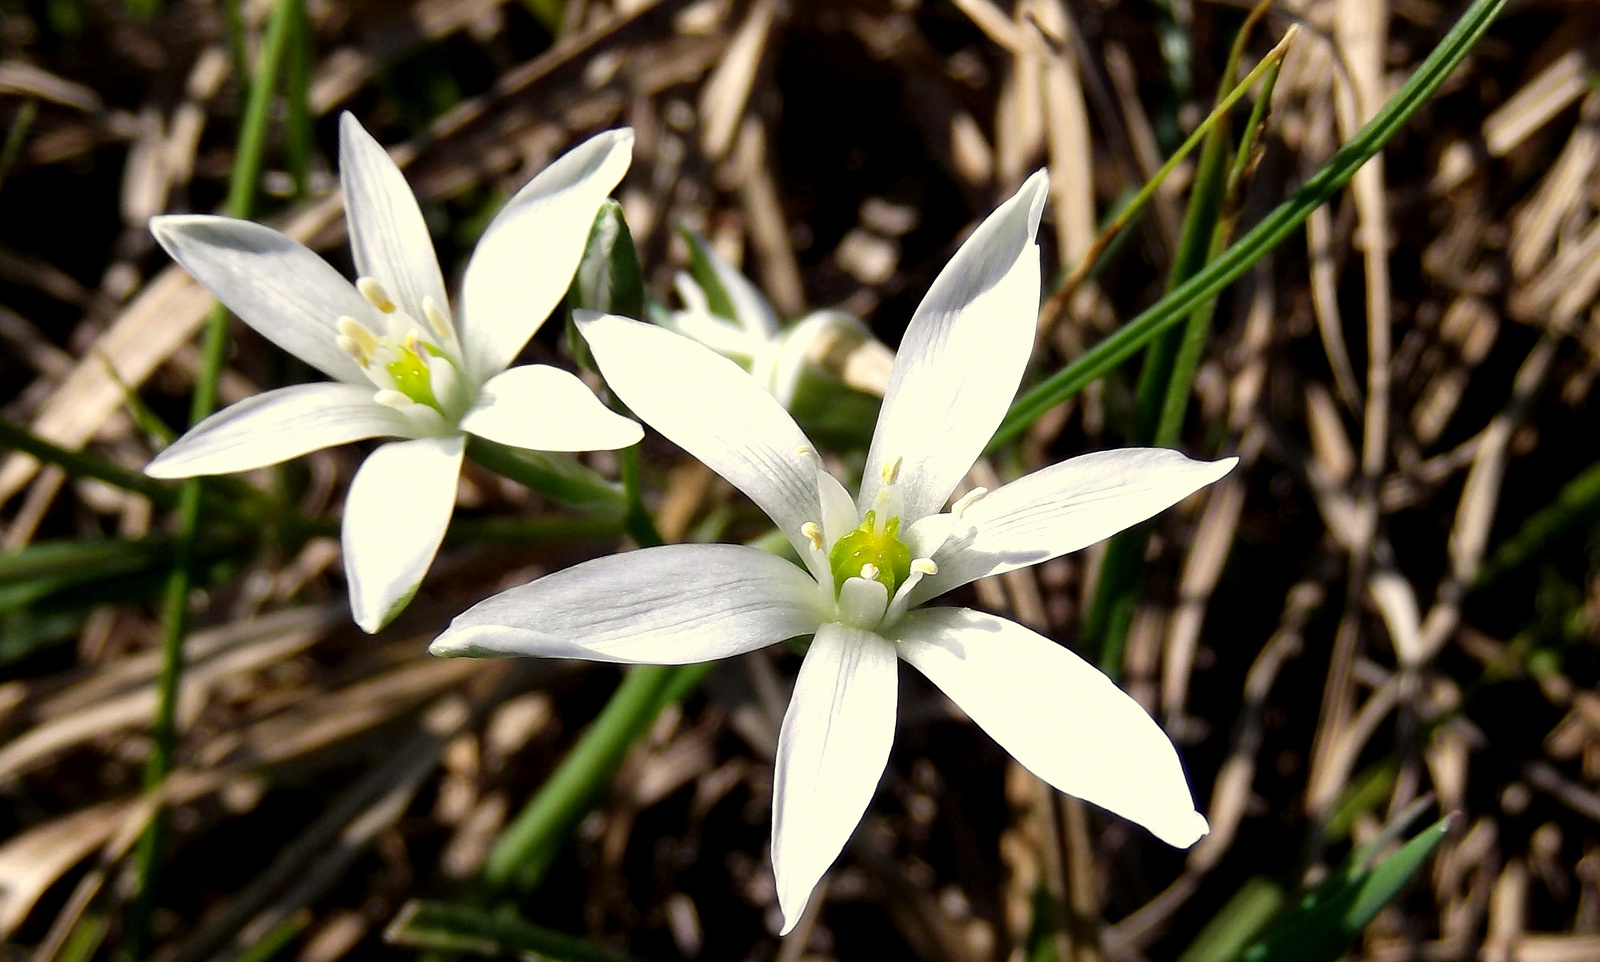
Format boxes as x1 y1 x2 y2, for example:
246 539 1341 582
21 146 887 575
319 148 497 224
1 0 1598 959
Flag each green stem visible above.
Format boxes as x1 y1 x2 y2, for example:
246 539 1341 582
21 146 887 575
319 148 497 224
994 0 1509 449
618 445 662 547
484 663 683 891
128 2 297 956
0 416 185 511
464 436 625 514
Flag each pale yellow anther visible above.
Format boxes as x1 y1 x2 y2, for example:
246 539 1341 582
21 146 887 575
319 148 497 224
374 390 411 408
880 455 902 486
801 522 825 550
422 296 452 340
911 558 938 575
859 562 880 582
357 277 397 313
337 316 379 354
952 486 989 518
335 335 369 367
405 329 424 355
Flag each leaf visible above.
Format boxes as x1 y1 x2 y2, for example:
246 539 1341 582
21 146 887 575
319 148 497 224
572 199 645 320
1236 811 1457 962
386 900 642 962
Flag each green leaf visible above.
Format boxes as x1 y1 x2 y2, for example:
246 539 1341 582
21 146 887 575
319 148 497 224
387 900 641 962
678 225 740 323
572 199 646 320
992 0 1509 449
1236 811 1456 962
1176 876 1287 962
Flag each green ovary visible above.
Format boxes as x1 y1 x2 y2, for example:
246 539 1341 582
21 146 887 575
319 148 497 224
828 510 911 597
386 345 439 410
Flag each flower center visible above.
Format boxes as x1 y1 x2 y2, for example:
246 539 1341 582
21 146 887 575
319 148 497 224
828 509 910 598
336 277 468 424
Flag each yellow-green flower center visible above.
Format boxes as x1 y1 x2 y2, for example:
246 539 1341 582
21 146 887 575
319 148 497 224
828 510 911 597
385 343 440 410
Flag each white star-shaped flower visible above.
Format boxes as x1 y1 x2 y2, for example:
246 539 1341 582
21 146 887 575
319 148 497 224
430 172 1235 931
145 114 643 631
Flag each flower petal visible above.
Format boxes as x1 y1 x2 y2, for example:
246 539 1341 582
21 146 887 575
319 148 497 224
772 623 898 933
459 364 643 452
576 311 823 557
343 435 464 633
150 215 379 383
859 171 1049 520
458 128 634 380
895 607 1208 847
913 449 1237 605
338 112 449 322
145 382 412 478
432 543 826 663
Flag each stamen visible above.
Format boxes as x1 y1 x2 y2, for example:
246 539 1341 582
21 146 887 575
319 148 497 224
357 277 397 313
952 487 989 518
880 455 902 485
374 390 412 408
335 335 369 367
859 562 880 582
337 316 379 354
801 522 825 550
884 557 940 626
795 446 822 469
421 296 453 340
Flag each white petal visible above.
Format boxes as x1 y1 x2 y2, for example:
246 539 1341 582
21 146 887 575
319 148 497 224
432 543 827 663
145 382 412 478
338 113 449 322
458 129 634 380
699 235 781 338
859 171 1049 520
576 311 823 557
894 607 1208 847
772 623 898 932
459 364 643 452
914 449 1237 604
150 215 379 383
343 435 464 632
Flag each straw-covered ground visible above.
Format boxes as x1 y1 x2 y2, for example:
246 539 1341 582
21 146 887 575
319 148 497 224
1 0 1598 959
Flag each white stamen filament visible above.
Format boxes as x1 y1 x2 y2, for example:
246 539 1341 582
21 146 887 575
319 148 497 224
421 296 453 341
357 277 397 313
884 557 939 625
952 486 988 518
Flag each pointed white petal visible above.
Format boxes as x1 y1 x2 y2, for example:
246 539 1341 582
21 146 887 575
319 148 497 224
459 364 642 452
859 171 1049 520
145 382 412 478
458 129 634 380
913 449 1237 604
700 236 781 339
576 311 822 557
338 112 450 322
432 543 826 662
150 215 379 383
772 623 898 933
895 607 1208 847
343 435 464 632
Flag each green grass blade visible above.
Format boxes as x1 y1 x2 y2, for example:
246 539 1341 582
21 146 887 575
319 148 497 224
1238 812 1456 962
993 0 1510 450
388 900 642 961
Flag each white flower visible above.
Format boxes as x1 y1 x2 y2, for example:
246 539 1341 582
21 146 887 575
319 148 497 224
430 172 1236 931
145 114 643 632
661 237 893 408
